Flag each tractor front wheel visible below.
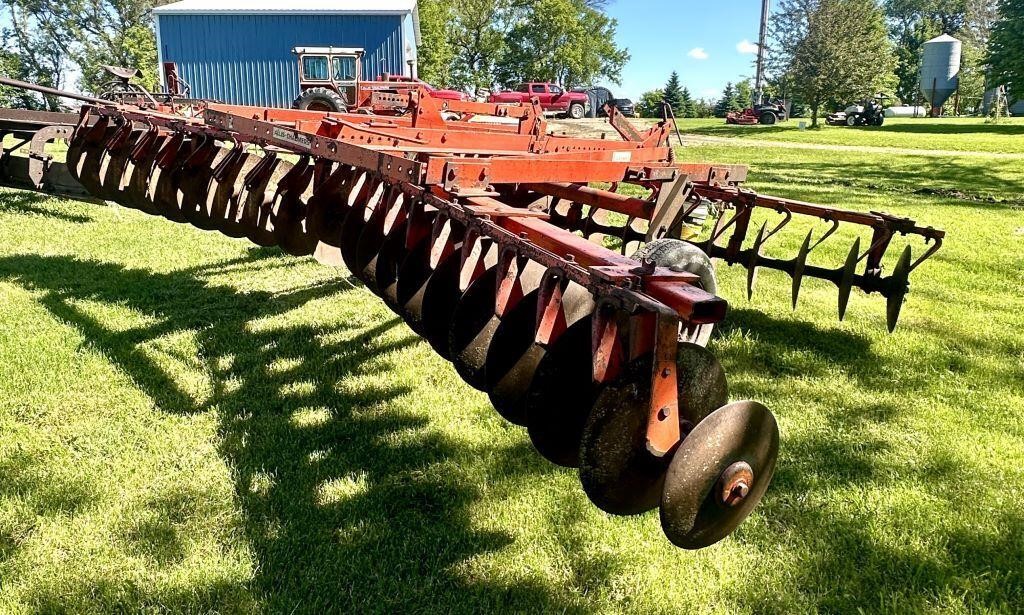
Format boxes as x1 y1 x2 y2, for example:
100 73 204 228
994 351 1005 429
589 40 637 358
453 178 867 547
293 87 347 113
846 114 858 126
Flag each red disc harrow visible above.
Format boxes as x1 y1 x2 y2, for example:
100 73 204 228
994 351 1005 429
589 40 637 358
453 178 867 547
0 81 944 549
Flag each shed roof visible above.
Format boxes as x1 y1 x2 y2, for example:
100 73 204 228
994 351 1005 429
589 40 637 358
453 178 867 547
154 0 417 14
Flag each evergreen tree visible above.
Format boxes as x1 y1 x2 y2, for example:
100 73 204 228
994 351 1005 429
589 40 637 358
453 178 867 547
662 71 685 116
714 82 737 116
736 79 755 107
679 86 695 117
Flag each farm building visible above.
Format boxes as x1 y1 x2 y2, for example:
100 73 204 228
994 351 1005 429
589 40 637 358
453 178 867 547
153 0 421 108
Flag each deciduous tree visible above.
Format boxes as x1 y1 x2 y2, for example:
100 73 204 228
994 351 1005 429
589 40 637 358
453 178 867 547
1 0 166 97
418 0 456 88
636 88 665 118
771 0 895 126
987 0 1024 101
495 0 629 89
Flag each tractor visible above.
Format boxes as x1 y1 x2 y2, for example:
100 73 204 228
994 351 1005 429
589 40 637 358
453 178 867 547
292 47 466 113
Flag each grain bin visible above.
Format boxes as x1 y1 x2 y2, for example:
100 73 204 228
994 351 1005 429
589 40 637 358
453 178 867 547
919 34 961 115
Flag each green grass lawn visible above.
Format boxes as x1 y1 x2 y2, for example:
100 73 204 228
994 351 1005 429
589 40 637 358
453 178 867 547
1 133 1023 613
676 116 1024 154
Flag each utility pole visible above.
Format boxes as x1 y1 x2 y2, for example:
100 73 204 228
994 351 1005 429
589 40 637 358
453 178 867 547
754 0 770 107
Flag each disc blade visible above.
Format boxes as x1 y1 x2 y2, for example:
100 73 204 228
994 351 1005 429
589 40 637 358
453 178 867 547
578 344 729 515
419 252 467 360
747 222 766 301
791 230 812 309
838 237 861 321
482 289 543 426
659 400 779 549
449 267 501 391
524 317 597 467
886 245 913 333
377 217 423 310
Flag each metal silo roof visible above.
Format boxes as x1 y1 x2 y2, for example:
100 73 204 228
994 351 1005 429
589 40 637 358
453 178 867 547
153 0 417 14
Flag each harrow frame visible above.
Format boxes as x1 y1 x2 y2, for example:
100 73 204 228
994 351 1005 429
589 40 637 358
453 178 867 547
0 77 945 549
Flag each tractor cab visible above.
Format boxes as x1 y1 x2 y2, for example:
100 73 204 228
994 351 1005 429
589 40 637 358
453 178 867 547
292 47 364 112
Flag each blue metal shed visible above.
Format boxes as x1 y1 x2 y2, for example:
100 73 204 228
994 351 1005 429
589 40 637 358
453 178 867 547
154 0 420 108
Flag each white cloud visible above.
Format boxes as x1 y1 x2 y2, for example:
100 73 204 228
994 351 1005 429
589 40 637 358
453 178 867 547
737 39 759 54
687 47 709 60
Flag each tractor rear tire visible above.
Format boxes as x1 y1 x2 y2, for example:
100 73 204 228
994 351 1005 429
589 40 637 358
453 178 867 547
872 115 885 126
568 103 586 120
759 112 777 125
293 87 347 113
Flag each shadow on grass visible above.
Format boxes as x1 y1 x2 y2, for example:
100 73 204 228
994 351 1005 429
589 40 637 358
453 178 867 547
746 156 1024 205
3 246 1022 611
0 251 579 613
0 189 94 223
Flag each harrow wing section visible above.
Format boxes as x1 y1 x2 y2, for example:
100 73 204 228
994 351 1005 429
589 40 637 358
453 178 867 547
0 81 944 550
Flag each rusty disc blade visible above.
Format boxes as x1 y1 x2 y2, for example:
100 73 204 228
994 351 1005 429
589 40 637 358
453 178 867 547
448 267 500 391
183 147 230 230
148 164 180 219
480 289 543 425
65 135 87 182
76 140 110 197
486 281 594 426
419 252 468 360
378 213 440 311
838 237 861 321
212 152 258 238
241 158 290 247
886 245 913 332
354 187 400 282
394 237 436 331
277 198 319 257
450 258 545 391
123 135 168 216
578 344 729 515
660 400 779 549
339 177 384 278
396 220 464 334
747 221 766 301
791 230 812 309
96 130 143 202
524 316 598 468
307 166 356 246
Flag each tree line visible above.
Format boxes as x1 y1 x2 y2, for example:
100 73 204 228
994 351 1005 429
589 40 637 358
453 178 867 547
639 1 1022 125
416 0 628 94
0 0 1021 121
769 0 1021 126
0 0 630 109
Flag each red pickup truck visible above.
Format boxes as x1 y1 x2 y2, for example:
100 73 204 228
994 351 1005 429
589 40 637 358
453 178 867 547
488 82 589 119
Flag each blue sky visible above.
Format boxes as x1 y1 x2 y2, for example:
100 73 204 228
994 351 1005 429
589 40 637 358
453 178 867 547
596 0 765 101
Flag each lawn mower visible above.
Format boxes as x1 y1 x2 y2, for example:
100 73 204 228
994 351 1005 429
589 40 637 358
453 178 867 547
826 97 887 126
725 101 788 125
